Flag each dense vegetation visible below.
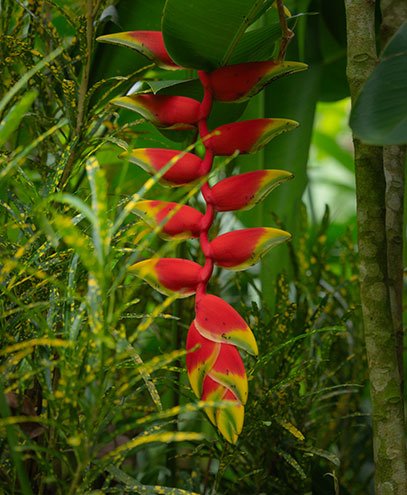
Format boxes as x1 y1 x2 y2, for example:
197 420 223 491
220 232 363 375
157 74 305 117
0 1 406 494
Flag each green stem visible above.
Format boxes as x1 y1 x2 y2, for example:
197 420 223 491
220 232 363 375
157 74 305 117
276 0 293 60
58 0 94 189
344 1 407 493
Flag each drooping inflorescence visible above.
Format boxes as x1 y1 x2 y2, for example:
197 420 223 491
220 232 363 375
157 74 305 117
98 28 306 443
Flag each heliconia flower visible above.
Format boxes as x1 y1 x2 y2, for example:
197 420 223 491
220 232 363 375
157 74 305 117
195 294 258 356
208 61 307 102
132 200 203 239
186 322 248 404
210 227 291 271
101 20 303 447
208 169 293 211
122 148 205 186
186 322 220 397
130 258 201 297
207 340 248 405
96 30 181 70
206 118 298 155
201 375 244 444
112 94 200 129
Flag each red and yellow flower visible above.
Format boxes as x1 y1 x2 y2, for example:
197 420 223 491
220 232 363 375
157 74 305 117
100 28 302 444
122 148 205 186
132 200 203 239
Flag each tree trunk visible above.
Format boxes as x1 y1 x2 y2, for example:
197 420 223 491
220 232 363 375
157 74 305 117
344 1 407 493
380 0 407 394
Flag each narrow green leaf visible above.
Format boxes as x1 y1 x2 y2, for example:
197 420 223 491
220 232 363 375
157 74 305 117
106 465 200 495
0 119 68 181
51 193 96 225
52 213 96 274
103 431 204 460
145 79 197 94
86 157 110 264
0 90 38 148
299 446 340 467
0 45 64 115
276 448 307 479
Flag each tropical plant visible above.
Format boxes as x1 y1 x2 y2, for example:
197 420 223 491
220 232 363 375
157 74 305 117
97 17 308 444
2 0 405 494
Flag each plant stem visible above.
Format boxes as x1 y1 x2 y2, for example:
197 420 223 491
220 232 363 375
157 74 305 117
276 0 293 60
58 0 94 189
344 1 407 493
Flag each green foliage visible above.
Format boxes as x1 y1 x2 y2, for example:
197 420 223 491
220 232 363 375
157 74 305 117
350 21 407 145
0 1 370 494
162 0 279 69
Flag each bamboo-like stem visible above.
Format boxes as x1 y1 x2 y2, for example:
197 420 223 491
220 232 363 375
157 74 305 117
380 0 407 394
345 1 407 493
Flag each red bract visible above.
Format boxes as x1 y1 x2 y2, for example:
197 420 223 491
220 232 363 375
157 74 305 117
132 200 203 239
195 294 258 356
208 60 307 102
130 258 201 297
200 375 244 444
112 94 200 129
186 322 220 397
186 321 248 404
210 227 291 270
96 31 181 70
206 118 298 155
208 342 248 405
123 148 205 186
208 169 293 211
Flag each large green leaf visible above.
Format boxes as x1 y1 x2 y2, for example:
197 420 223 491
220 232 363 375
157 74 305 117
162 0 276 69
350 21 407 145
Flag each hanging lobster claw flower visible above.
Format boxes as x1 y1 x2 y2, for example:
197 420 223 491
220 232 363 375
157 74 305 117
208 170 293 211
130 258 201 297
208 61 307 102
132 200 203 240
122 148 205 186
208 341 248 405
96 30 181 70
206 118 298 155
186 322 248 404
195 294 258 355
201 375 244 444
112 94 200 129
186 322 220 397
210 227 291 271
